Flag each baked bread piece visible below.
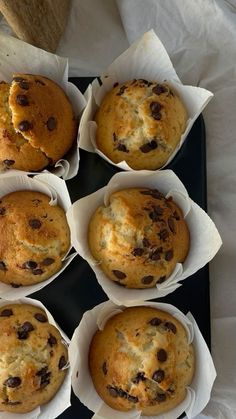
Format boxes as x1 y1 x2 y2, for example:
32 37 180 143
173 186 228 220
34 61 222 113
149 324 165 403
0 190 70 287
0 73 77 171
89 306 194 415
0 303 68 413
95 79 187 170
88 188 189 288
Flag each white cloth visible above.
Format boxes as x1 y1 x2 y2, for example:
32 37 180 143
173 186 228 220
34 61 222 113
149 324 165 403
1 0 236 417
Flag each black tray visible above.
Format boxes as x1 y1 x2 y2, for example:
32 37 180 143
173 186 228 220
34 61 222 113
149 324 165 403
31 77 210 419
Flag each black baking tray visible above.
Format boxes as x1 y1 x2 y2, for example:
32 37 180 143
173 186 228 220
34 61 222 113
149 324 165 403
31 77 210 419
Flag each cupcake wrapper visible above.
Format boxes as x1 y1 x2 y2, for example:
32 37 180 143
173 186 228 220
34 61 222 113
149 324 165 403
0 172 77 299
79 30 213 171
0 297 71 419
67 169 222 304
0 33 86 180
69 300 216 419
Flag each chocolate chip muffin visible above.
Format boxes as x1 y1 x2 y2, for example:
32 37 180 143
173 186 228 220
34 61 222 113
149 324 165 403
88 188 189 288
95 79 187 170
0 74 77 171
0 190 70 287
0 303 68 413
89 306 194 415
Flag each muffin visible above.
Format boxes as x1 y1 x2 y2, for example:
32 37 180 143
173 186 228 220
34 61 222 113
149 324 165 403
89 306 194 416
95 79 187 170
88 188 189 288
0 74 77 171
0 190 70 287
0 303 68 413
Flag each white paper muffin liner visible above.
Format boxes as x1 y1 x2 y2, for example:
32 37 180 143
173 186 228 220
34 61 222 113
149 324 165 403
0 171 77 299
69 300 216 419
66 169 222 305
0 297 71 419
78 29 213 171
0 32 86 180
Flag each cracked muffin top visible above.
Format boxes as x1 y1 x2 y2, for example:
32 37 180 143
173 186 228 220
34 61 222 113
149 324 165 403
0 74 77 171
0 190 70 287
88 188 189 289
0 303 68 413
89 306 194 416
95 79 188 170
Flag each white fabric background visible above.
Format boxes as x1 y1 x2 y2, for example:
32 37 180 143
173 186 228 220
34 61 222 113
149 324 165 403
1 0 236 417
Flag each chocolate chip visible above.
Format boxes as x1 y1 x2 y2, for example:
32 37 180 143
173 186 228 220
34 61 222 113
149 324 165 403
0 261 6 270
42 258 55 266
0 309 13 317
173 210 180 220
34 313 47 322
152 369 165 383
11 282 21 288
116 85 127 96
102 361 108 375
107 385 118 397
159 229 169 241
165 250 173 261
13 77 25 82
23 260 37 270
152 112 162 120
35 79 45 85
168 217 176 234
155 393 166 402
58 355 67 370
48 334 57 346
141 275 154 284
152 84 168 95
157 349 167 362
17 322 34 340
36 366 48 377
112 270 126 280
140 189 164 200
149 205 164 221
4 377 21 388
118 388 127 398
19 80 29 90
149 317 162 326
113 132 117 142
165 322 177 334
117 143 129 152
157 275 166 284
3 159 15 166
140 140 158 153
40 371 51 388
132 248 144 257
32 269 44 275
46 117 57 131
16 94 29 106
139 79 149 85
113 82 119 88
132 372 146 384
128 395 138 403
18 120 32 131
28 219 41 229
150 248 162 261
150 102 162 113
142 238 150 247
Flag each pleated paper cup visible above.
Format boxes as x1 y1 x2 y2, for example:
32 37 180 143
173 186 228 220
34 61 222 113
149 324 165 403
0 172 77 299
79 29 213 171
67 169 222 305
0 32 86 179
69 300 216 419
0 296 71 419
